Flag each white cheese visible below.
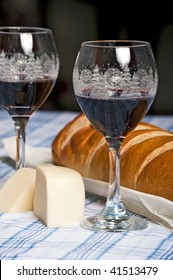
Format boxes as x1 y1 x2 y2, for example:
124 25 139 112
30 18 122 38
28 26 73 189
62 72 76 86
34 165 85 227
0 167 36 212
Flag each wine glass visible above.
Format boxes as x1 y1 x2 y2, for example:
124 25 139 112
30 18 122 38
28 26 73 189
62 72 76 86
73 40 158 231
0 27 59 169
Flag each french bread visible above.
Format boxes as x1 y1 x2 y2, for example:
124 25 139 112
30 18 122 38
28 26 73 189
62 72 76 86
52 113 173 201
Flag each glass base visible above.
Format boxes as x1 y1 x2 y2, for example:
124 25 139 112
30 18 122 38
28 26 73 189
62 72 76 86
80 215 148 232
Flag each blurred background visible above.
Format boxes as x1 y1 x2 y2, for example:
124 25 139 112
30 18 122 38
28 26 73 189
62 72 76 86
0 0 173 114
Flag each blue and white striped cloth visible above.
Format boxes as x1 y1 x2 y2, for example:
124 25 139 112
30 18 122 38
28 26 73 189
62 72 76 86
0 109 173 260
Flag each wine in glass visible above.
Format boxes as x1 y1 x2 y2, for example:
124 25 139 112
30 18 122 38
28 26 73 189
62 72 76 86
0 27 59 169
73 40 158 231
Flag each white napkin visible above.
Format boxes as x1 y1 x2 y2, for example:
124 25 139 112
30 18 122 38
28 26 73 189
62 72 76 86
1 137 52 167
84 177 173 231
2 137 173 231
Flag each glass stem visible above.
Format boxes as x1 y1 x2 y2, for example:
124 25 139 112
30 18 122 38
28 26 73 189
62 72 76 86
13 117 29 170
97 137 129 222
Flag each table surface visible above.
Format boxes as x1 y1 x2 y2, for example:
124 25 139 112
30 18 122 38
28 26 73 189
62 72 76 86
0 109 173 260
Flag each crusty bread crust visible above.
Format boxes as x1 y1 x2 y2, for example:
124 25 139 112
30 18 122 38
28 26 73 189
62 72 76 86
52 113 173 201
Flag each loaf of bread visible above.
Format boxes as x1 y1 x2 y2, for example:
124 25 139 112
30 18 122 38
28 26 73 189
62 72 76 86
52 113 173 201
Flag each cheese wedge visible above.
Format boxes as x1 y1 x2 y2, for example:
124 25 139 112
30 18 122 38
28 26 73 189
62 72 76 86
34 165 85 227
0 167 36 212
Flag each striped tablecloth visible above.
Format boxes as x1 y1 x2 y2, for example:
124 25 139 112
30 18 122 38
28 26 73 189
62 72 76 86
0 109 173 260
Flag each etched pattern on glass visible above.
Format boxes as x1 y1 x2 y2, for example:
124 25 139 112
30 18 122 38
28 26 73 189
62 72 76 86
73 64 158 97
0 51 59 81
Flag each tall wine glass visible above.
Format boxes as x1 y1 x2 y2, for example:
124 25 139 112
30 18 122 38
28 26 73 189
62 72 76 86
73 40 158 231
0 27 59 169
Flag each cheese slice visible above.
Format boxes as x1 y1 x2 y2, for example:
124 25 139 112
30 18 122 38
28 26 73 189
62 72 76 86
0 167 36 212
34 165 85 227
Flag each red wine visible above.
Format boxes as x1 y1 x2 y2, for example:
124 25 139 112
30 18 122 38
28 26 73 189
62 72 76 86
76 94 154 138
0 79 55 117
